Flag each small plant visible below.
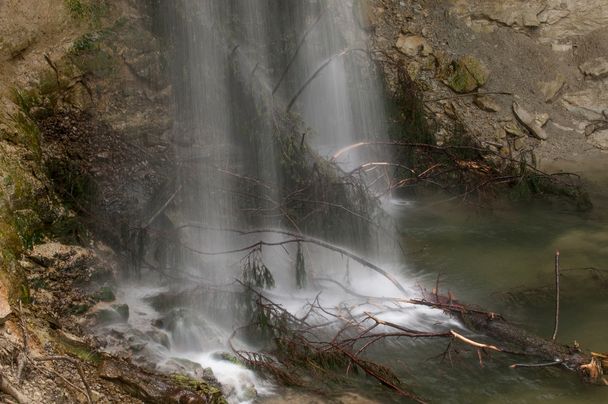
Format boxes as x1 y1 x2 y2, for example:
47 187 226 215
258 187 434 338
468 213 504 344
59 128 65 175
242 246 275 289
64 0 108 27
70 33 98 54
65 0 87 19
295 242 306 289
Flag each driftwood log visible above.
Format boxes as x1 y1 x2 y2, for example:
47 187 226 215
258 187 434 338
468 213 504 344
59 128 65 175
416 291 607 385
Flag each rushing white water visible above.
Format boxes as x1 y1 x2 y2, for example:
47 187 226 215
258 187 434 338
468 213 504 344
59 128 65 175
96 1 453 402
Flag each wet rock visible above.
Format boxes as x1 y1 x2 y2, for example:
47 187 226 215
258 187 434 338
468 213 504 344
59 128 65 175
474 95 501 112
97 355 218 403
146 329 171 349
395 35 433 57
211 352 243 366
353 0 376 31
162 357 204 375
579 57 608 79
94 286 116 302
539 74 566 103
445 55 489 93
512 102 548 140
93 308 125 325
89 304 129 325
159 308 225 351
112 304 130 321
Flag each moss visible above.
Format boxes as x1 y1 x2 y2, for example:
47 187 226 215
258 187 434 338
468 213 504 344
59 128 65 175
212 351 243 366
171 374 227 404
64 343 101 364
52 328 102 364
70 33 99 54
64 0 108 27
446 55 489 93
94 286 115 302
19 283 31 304
70 303 91 315
70 47 116 78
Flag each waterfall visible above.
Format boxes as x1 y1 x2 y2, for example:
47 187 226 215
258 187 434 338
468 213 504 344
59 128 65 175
101 1 449 402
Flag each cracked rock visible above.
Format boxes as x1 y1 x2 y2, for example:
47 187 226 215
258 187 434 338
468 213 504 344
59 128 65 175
512 102 548 140
579 57 608 80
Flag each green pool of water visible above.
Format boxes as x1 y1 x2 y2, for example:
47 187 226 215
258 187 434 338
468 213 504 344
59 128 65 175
382 177 608 403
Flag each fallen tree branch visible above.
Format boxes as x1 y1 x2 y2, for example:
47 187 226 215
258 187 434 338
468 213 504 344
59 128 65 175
175 226 410 296
335 345 427 404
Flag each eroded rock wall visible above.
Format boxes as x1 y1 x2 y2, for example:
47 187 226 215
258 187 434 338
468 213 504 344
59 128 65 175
368 0 608 168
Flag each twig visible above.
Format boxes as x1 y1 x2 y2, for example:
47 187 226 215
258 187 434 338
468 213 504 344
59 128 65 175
552 250 560 341
286 48 368 111
143 185 182 228
510 360 562 369
335 346 428 404
31 361 89 399
43 53 61 87
34 356 93 403
272 5 327 94
176 226 410 296
367 313 451 338
0 373 28 404
450 330 502 352
16 302 28 385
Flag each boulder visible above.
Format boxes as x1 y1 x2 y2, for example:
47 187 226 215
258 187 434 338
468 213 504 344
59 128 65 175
97 355 223 403
396 35 433 57
446 55 489 93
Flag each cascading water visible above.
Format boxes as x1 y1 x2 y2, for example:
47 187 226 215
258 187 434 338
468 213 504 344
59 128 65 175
97 1 454 402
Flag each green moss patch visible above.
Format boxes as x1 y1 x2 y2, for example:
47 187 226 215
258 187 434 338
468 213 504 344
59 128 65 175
446 55 489 93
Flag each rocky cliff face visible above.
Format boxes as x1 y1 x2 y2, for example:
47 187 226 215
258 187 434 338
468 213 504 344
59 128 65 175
367 0 608 169
0 1 227 402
